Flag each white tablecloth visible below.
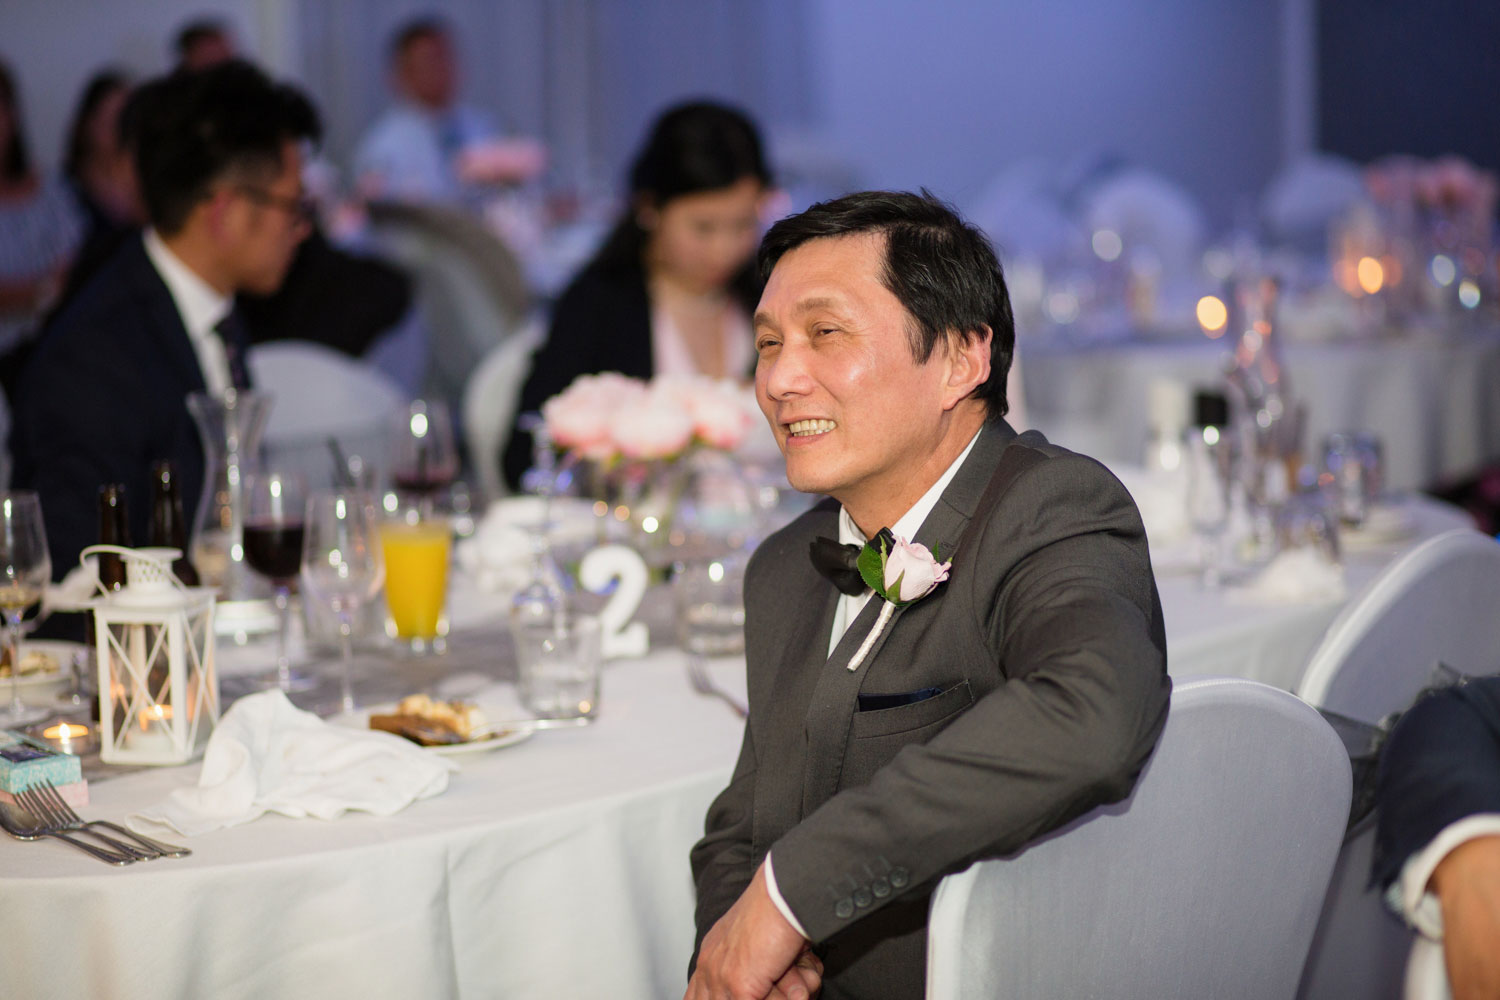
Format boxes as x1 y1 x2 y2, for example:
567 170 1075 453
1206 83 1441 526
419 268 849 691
1020 329 1500 492
0 497 1476 999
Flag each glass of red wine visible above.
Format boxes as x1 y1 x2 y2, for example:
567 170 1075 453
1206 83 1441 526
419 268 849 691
243 470 312 692
389 399 459 512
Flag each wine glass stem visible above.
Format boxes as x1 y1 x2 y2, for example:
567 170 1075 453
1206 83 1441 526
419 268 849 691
5 617 23 714
274 586 292 688
338 616 355 716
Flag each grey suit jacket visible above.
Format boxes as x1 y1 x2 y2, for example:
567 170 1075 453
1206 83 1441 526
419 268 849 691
690 419 1171 999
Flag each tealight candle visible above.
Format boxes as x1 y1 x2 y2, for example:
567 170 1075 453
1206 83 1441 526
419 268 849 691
37 721 95 755
123 705 176 755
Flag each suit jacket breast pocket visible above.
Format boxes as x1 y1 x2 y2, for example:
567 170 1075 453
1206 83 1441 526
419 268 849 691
841 680 974 791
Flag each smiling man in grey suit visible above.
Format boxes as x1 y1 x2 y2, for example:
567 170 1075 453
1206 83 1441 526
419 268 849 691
686 191 1171 1000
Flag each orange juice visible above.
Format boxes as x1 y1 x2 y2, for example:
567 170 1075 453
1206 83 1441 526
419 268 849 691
379 521 451 639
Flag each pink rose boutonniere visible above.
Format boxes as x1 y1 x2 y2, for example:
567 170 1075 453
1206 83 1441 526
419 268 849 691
846 533 951 672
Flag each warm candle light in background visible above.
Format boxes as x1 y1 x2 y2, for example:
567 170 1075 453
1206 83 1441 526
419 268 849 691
42 723 89 740
1196 295 1228 337
1356 256 1385 295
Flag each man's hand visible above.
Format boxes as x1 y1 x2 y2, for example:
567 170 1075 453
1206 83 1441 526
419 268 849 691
686 862 821 1000
1430 834 1500 1000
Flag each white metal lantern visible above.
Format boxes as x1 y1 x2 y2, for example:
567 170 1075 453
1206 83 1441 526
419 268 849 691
83 545 219 765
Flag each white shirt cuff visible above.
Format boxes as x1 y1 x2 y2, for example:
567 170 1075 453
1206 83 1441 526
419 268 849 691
763 852 810 939
1392 813 1500 940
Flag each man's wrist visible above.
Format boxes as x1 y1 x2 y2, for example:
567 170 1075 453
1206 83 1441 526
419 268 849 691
762 852 810 940
1397 815 1500 937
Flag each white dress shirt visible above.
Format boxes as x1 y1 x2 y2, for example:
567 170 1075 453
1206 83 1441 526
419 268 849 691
764 426 983 938
141 228 233 395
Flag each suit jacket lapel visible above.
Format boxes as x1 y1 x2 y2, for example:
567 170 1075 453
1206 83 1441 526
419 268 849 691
798 418 1020 813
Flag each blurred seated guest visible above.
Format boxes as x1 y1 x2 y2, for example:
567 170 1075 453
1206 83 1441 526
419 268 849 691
502 101 772 487
174 17 238 72
10 60 318 578
55 69 145 307
353 15 544 204
0 60 84 360
238 226 414 358
1376 676 1500 1000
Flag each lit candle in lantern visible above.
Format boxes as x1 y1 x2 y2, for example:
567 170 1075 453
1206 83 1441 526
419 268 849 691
123 704 176 755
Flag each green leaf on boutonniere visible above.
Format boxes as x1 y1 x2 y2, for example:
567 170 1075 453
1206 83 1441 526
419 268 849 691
856 535 886 595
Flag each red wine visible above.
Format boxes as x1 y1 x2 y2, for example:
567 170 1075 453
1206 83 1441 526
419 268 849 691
243 520 306 583
393 470 456 497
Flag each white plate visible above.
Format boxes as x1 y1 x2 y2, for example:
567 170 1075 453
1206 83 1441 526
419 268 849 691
339 704 536 756
1 639 85 693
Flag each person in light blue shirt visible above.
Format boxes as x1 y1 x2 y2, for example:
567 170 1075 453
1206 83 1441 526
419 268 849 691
353 17 540 204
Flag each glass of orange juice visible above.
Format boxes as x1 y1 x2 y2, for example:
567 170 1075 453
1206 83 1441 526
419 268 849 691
379 500 452 655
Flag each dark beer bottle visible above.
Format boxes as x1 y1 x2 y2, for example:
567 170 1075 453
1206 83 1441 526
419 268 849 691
97 484 131 592
147 461 199 586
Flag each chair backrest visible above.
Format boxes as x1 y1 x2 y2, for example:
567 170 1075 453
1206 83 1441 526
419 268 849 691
1293 529 1498 1000
926 677 1351 1000
462 316 544 503
365 199 532 415
1296 529 1500 723
248 340 407 488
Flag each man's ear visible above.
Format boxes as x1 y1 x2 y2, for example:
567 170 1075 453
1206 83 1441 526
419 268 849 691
941 325 992 410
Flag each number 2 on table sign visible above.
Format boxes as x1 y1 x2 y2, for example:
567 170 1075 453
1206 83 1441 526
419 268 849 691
579 545 650 659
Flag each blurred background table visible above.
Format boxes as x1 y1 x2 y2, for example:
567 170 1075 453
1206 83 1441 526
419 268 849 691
1021 326 1500 492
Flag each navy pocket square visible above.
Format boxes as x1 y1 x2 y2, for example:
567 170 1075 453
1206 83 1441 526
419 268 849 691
857 686 944 712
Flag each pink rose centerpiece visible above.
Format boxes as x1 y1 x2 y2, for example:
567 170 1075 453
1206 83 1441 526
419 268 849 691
539 372 759 555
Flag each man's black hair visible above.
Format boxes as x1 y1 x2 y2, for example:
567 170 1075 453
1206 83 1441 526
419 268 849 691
389 16 449 61
124 59 320 235
758 190 1015 417
174 18 231 59
0 61 32 183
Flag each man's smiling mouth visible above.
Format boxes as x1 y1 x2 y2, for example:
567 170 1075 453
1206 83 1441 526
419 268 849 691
787 419 836 437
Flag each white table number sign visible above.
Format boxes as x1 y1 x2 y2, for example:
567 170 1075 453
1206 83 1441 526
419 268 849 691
579 545 649 659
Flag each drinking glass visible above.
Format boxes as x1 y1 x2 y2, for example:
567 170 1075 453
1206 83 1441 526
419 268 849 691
0 492 52 727
1185 427 1233 588
389 400 459 508
673 555 747 659
512 613 602 721
243 471 312 692
378 497 452 655
301 491 385 715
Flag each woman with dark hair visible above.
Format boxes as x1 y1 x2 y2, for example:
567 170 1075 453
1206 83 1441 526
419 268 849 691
57 69 144 304
0 60 84 357
503 100 774 487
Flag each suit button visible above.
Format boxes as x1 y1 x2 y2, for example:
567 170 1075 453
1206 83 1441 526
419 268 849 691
834 897 854 919
872 878 891 898
890 867 909 888
853 888 872 908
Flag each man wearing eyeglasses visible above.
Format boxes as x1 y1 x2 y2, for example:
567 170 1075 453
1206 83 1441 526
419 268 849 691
9 60 318 581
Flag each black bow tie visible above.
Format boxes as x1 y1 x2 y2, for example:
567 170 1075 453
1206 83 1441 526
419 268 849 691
809 528 894 596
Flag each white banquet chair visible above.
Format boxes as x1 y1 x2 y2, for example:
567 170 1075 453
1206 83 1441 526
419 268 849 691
926 676 1350 1000
247 340 407 488
1294 528 1500 1000
462 316 544 503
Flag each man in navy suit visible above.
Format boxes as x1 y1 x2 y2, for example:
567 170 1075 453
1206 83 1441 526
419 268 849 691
10 61 318 577
1376 676 1500 1000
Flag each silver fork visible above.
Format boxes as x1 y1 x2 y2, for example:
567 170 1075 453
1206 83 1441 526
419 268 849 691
686 655 748 718
33 780 191 858
14 787 160 861
0 796 134 866
24 782 191 859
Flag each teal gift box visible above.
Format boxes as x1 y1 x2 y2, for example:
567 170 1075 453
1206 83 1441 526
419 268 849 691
0 729 83 793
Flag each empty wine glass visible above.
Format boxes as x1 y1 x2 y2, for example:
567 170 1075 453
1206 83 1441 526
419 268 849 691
389 400 459 510
301 491 385 715
0 491 52 727
243 470 312 692
1185 426 1233 588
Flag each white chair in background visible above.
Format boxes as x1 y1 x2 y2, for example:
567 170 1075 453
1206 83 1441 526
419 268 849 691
926 676 1350 1000
1294 528 1500 1000
248 340 407 488
462 317 544 503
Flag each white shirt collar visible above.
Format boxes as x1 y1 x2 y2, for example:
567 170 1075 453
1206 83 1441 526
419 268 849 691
142 228 233 344
837 426 984 549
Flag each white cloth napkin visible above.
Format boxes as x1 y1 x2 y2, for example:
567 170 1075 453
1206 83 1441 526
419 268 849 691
129 690 456 837
1229 547 1347 606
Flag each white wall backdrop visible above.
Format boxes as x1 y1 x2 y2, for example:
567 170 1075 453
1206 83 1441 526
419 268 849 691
2 0 1303 229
